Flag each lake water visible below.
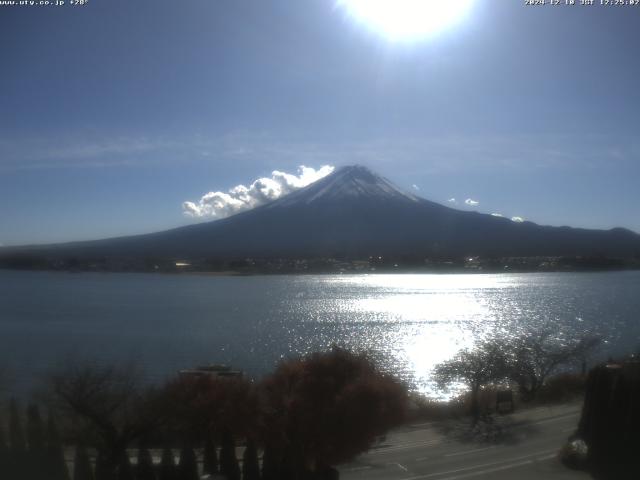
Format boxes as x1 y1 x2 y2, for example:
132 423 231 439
1 270 639 397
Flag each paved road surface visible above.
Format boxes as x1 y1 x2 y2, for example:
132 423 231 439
340 403 589 480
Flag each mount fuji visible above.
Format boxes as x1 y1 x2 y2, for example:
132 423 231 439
4 165 640 261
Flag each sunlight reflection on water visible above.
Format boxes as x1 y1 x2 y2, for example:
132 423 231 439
279 272 639 397
1 270 639 398
314 274 504 396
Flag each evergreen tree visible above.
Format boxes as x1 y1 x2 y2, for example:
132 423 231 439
95 450 114 480
220 429 240 480
260 445 278 480
242 439 260 480
0 418 9 478
73 445 94 480
117 453 135 480
26 405 45 453
47 411 70 480
8 399 26 480
27 404 46 478
135 446 156 480
158 448 176 480
9 399 26 454
177 446 198 480
202 435 218 475
277 450 296 480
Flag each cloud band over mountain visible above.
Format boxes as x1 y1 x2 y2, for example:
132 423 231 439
183 165 334 218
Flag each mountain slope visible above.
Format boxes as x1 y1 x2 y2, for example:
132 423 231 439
4 165 640 260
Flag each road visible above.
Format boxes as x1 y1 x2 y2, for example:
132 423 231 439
339 403 589 480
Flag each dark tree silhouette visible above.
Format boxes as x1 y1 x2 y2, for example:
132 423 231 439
136 446 156 480
219 429 241 480
26 404 47 479
508 332 600 400
261 444 279 480
47 411 71 480
159 373 259 480
158 448 176 480
0 418 9 478
50 364 165 478
8 398 27 480
117 452 134 480
202 435 218 476
9 399 26 455
177 446 198 480
577 361 640 479
94 450 112 480
433 339 510 423
242 438 260 480
26 405 45 452
160 374 260 445
73 445 94 480
261 347 408 477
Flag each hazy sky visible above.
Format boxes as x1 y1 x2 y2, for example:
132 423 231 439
1 0 639 245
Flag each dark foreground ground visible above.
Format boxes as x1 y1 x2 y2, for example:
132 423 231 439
340 402 588 480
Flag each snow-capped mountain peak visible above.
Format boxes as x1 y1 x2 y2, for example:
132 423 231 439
273 165 421 207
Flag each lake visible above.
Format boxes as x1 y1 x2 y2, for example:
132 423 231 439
1 270 639 397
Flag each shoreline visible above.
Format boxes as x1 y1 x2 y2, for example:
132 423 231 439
1 265 639 276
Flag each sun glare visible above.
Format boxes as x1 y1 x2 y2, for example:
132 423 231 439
338 0 475 42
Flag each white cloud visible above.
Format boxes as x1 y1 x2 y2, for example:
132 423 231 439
447 198 457 204
465 198 479 207
183 165 334 219
511 216 525 223
491 213 503 217
412 184 420 191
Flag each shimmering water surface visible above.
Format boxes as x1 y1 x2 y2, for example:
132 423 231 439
1 270 639 396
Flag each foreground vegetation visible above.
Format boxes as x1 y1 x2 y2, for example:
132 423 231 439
0 348 408 480
432 330 600 424
0 332 608 479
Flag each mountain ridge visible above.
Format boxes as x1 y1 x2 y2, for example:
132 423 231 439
2 165 640 262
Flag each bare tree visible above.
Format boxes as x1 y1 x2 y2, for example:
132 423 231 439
434 332 602 419
433 339 510 423
49 363 164 477
508 331 600 400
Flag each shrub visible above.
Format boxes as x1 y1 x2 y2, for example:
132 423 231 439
177 446 198 480
202 435 218 475
219 429 240 480
242 439 260 480
73 445 94 480
47 411 70 480
261 347 408 475
136 446 156 480
158 448 176 480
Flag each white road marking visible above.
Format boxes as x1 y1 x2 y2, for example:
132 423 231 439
436 454 557 480
388 462 409 472
344 466 372 472
444 446 495 457
401 449 557 480
373 439 443 454
528 411 579 426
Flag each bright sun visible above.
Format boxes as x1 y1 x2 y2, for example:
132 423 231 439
337 0 475 42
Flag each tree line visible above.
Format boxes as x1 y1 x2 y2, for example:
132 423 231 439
0 332 602 479
434 330 601 423
0 347 409 480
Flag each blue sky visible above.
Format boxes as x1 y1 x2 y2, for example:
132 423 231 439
1 0 639 245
